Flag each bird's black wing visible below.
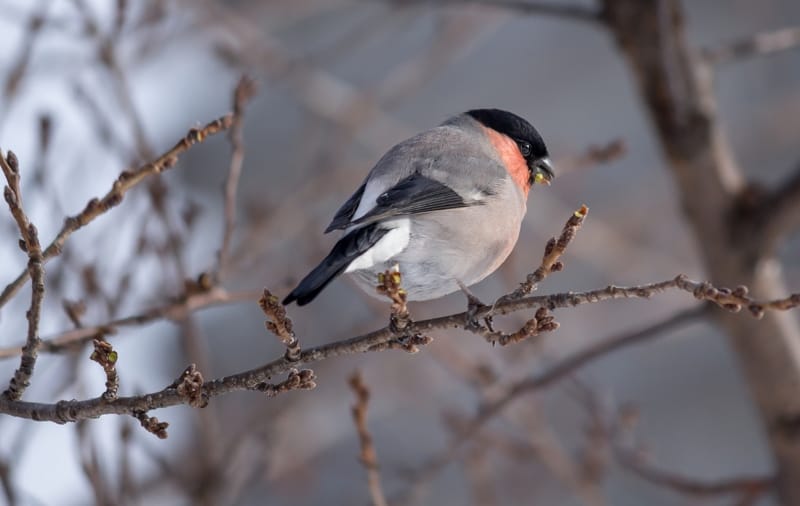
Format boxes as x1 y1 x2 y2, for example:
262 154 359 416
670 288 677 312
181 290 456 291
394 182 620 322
348 172 476 227
325 181 367 233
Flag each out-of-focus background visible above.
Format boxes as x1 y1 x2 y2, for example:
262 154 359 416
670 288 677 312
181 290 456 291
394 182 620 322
0 0 799 505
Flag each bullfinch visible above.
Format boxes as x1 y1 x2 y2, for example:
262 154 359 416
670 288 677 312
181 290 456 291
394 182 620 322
283 109 554 306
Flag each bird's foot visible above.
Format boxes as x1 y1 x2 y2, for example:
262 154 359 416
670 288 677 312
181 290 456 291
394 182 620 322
457 280 494 332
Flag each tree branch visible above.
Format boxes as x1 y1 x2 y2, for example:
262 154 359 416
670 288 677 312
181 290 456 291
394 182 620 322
1 151 45 401
216 76 256 279
0 274 796 423
502 204 588 300
398 0 602 24
0 288 261 359
0 114 234 311
577 384 775 502
349 371 389 506
517 306 707 389
702 25 800 65
616 446 773 499
1 1 47 103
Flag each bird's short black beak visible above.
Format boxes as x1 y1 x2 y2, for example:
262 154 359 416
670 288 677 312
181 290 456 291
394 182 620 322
532 157 555 186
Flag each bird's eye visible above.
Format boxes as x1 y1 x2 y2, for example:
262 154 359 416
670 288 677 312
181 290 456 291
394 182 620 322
518 141 532 157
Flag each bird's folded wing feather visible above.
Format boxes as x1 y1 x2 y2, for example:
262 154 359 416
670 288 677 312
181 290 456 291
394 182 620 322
325 172 481 231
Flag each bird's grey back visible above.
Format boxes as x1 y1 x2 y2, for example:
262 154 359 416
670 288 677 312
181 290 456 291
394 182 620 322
357 116 508 212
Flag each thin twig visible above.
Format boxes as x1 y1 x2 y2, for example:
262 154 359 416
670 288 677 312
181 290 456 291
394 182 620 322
466 205 586 343
502 204 588 300
702 26 800 65
134 411 168 439
586 389 776 502
521 306 707 387
399 0 602 23
76 421 115 504
0 114 234 311
559 139 626 176
89 338 119 402
0 288 261 359
2 0 49 102
349 371 389 506
254 368 316 396
259 290 301 361
1 151 46 401
0 459 16 506
469 306 560 346
217 76 257 279
0 275 796 422
463 445 497 506
616 446 774 498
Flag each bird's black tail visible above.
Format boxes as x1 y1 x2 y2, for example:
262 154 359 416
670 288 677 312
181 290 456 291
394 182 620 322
283 224 390 306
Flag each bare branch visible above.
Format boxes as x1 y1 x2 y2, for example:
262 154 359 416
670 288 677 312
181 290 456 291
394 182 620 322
524 306 705 388
217 76 257 279
0 114 234 311
702 26 800 65
76 421 115 504
759 164 800 253
462 445 497 506
0 274 796 423
616 446 773 499
604 399 775 501
397 0 602 24
349 371 389 506
559 139 626 176
2 1 47 103
134 411 169 439
0 459 16 506
259 290 301 361
502 204 588 300
89 338 119 402
468 306 560 346
463 206 584 344
255 368 316 397
0 288 261 359
1 151 45 401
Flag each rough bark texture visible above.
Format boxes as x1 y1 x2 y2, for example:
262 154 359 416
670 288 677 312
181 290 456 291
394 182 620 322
601 1 800 503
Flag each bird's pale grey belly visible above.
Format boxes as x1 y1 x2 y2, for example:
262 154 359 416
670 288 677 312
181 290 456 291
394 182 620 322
348 204 522 300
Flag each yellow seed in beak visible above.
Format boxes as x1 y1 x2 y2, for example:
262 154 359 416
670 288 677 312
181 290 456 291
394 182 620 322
534 172 550 186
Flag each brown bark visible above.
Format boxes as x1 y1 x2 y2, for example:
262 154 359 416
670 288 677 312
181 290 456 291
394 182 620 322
601 1 800 503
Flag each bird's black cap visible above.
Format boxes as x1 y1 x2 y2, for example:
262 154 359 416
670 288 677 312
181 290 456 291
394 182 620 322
466 108 549 161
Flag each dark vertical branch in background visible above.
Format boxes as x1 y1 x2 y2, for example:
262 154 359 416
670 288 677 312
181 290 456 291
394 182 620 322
600 0 800 502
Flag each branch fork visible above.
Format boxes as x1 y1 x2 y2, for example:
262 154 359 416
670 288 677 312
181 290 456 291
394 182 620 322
374 268 432 353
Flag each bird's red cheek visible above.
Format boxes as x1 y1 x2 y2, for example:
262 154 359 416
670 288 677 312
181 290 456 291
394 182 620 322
481 126 531 196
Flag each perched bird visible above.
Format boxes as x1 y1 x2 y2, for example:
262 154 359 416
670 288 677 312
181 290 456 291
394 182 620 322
283 109 554 306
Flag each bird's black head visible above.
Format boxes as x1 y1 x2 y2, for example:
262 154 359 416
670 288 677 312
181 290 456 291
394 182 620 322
466 108 554 185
